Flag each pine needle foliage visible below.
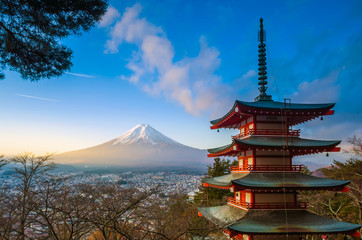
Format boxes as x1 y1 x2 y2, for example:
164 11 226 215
0 0 108 80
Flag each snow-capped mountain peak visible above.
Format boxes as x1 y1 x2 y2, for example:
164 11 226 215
112 124 179 145
54 124 208 167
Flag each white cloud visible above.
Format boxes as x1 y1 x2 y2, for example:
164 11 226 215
105 4 161 53
292 70 340 102
241 70 257 79
141 35 173 73
98 6 120 28
232 69 259 101
104 4 231 116
301 121 355 140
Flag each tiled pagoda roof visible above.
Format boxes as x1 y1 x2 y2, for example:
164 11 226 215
236 100 335 111
198 204 247 227
203 173 248 188
203 172 350 190
210 100 335 129
207 136 340 157
198 206 361 235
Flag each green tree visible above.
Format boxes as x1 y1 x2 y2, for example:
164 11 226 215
194 158 238 207
206 158 237 178
0 0 108 80
300 159 361 240
301 165 311 175
300 136 362 240
320 136 362 228
321 159 362 225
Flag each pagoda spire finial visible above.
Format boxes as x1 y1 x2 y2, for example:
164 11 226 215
255 18 272 102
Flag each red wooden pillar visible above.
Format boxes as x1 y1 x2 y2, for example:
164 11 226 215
252 115 256 131
252 149 256 166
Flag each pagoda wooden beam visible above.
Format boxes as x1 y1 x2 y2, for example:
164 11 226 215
255 155 290 158
350 231 361 237
324 110 335 115
202 182 230 190
329 147 341 152
342 230 362 237
340 187 350 192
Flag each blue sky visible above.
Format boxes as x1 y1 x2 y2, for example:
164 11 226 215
1 0 361 159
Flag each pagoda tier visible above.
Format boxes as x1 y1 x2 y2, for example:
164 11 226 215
198 205 361 238
210 100 335 129
202 172 350 191
207 136 341 157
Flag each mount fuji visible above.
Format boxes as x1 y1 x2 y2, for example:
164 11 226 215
54 124 208 168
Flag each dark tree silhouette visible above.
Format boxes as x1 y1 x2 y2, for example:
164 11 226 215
0 0 108 80
0 155 7 168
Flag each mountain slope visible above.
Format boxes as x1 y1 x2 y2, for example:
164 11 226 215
54 124 208 167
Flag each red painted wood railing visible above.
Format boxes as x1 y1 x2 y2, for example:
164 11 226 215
230 164 303 172
232 129 300 139
226 197 307 209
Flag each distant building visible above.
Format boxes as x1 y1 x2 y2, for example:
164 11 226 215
198 18 361 240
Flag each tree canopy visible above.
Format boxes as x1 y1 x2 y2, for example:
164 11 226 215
194 158 238 206
0 0 108 80
300 136 362 239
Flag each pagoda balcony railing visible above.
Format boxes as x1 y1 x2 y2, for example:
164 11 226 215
232 129 300 139
226 197 307 210
230 164 303 172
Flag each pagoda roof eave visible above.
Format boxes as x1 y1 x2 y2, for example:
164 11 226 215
207 136 341 157
210 100 336 129
228 210 362 234
203 173 248 188
198 205 247 227
231 172 350 190
210 101 239 126
235 100 335 111
207 142 237 157
198 206 361 234
203 172 349 190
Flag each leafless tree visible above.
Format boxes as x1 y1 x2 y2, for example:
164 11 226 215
0 185 18 239
0 153 222 240
346 135 362 156
10 153 55 240
29 178 94 240
0 155 8 168
84 184 156 240
129 193 223 240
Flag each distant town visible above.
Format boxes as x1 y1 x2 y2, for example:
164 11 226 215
0 164 203 200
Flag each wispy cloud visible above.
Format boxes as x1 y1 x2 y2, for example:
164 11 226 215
15 94 58 102
233 70 258 101
292 69 341 102
65 72 96 78
98 6 120 28
104 4 232 116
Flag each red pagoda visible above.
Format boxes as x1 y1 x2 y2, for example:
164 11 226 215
198 19 361 240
